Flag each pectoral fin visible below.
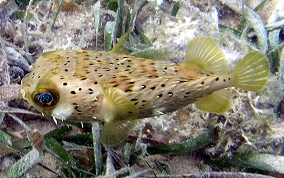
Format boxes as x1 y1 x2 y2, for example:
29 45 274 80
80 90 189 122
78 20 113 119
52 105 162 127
195 89 232 113
101 119 137 146
100 83 138 146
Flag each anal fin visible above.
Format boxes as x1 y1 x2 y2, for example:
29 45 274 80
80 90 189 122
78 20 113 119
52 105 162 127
195 89 232 113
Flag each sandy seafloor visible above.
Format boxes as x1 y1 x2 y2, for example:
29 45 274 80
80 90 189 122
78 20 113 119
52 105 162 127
0 0 284 177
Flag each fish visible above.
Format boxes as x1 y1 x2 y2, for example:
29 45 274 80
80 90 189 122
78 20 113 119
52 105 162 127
21 36 270 146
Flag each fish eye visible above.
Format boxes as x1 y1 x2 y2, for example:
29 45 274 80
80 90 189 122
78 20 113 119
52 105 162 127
33 89 59 108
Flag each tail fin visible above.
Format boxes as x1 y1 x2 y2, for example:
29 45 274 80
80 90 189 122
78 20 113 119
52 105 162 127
232 51 270 92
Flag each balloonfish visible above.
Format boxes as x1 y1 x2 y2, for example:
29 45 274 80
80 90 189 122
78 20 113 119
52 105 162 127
21 37 270 146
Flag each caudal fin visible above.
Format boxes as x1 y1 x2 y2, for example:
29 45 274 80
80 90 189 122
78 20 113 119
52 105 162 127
232 51 270 92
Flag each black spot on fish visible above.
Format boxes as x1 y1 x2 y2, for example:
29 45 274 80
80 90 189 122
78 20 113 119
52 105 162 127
168 92 173 97
131 99 139 105
125 89 132 92
70 91 76 94
158 94 163 98
65 69 68 72
94 81 98 85
88 88 93 91
38 76 41 78
78 88 82 91
186 92 190 94
127 65 131 68
63 82 67 86
207 74 210 76
184 96 187 98
98 73 103 77
75 106 82 112
115 67 118 70
164 67 167 70
223 79 226 82
201 82 204 84
142 85 146 89
150 86 156 90
161 84 165 87
216 77 219 81
228 78 231 80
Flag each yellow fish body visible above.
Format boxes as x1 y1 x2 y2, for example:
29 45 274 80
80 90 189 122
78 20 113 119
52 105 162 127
21 37 270 145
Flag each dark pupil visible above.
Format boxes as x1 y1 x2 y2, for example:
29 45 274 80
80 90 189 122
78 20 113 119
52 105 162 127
38 92 53 104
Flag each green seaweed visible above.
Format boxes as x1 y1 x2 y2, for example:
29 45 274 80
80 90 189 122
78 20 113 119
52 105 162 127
51 0 64 29
207 153 284 174
104 21 116 52
154 160 170 174
63 134 93 148
93 1 101 50
171 3 180 16
3 148 40 178
129 132 213 165
268 30 281 73
107 0 118 12
0 130 12 147
10 10 34 20
45 136 93 176
15 0 42 7
44 125 72 142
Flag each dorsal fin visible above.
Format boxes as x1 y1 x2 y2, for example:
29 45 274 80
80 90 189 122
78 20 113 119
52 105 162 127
184 37 229 75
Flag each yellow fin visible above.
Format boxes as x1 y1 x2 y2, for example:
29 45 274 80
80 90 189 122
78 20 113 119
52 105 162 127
185 37 229 75
101 119 137 146
195 89 232 113
100 84 138 145
231 51 270 92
